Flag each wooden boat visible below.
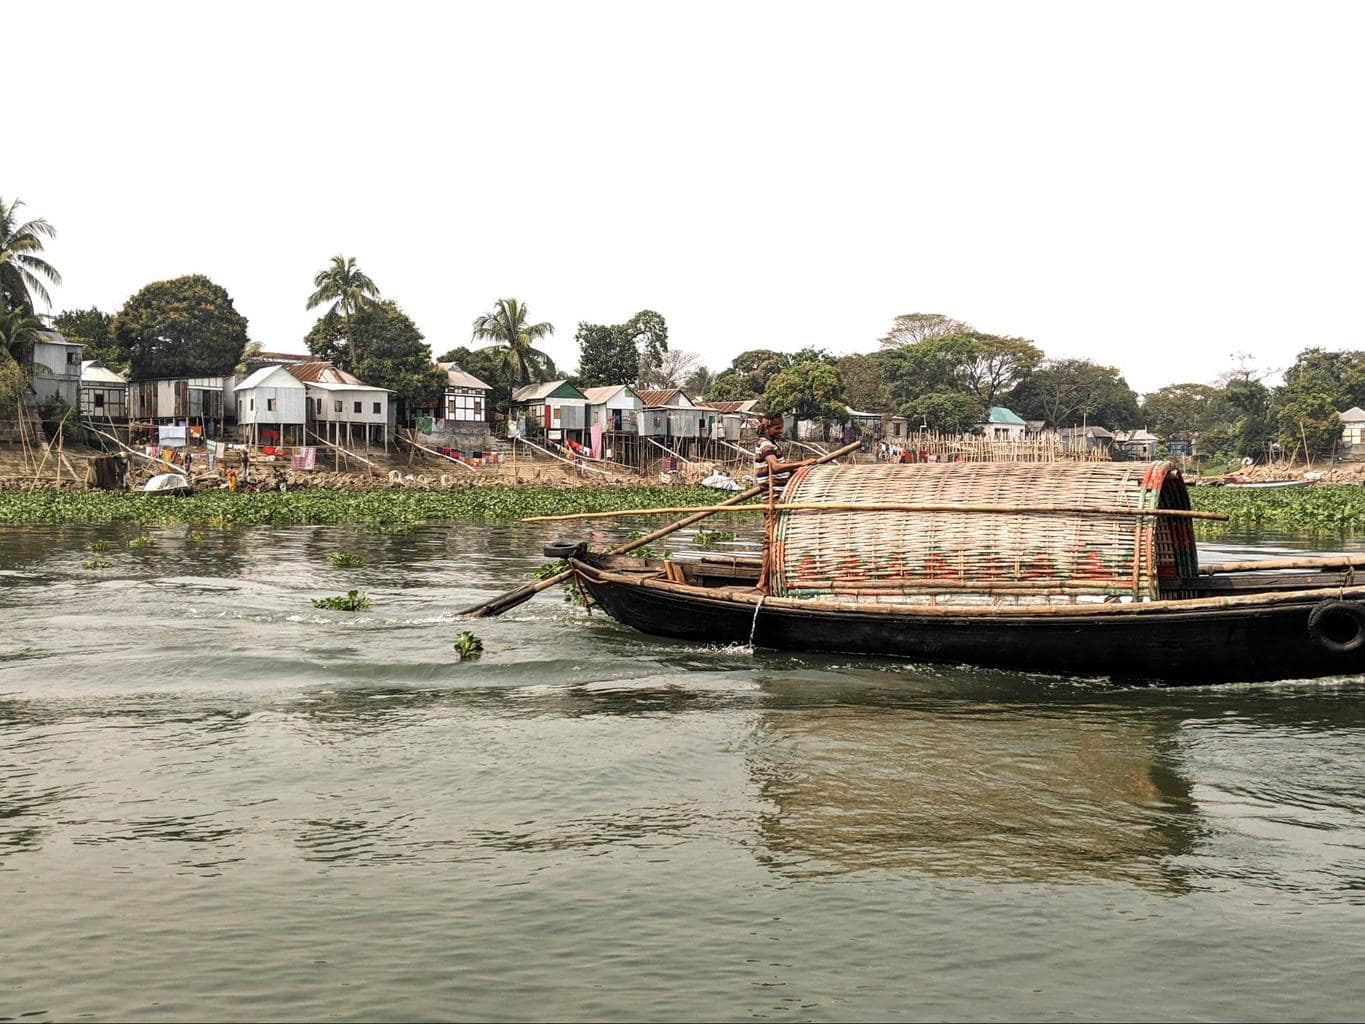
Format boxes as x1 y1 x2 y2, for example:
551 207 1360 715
556 461 1365 685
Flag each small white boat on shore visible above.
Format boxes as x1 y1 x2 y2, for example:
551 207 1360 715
143 472 192 495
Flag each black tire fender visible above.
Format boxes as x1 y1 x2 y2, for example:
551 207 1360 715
1307 600 1365 655
542 540 586 559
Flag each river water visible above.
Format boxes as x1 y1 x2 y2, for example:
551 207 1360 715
2 522 1364 1022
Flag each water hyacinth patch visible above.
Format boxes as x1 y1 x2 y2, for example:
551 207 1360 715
311 590 372 611
328 552 366 569
0 487 719 528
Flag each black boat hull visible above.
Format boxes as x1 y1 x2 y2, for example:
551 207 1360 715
572 559 1365 685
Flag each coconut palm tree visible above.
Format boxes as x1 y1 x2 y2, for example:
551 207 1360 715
0 306 43 370
306 255 379 364
470 298 556 388
0 196 61 313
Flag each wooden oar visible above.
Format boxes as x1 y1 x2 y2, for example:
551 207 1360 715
456 439 863 618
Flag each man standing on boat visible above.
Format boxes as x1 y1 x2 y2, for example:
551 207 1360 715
755 413 812 498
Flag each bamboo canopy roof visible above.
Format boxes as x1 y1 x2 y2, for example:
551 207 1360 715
768 461 1197 604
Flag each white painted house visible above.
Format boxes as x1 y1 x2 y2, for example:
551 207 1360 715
288 362 391 448
29 331 83 409
980 406 1027 441
1340 407 1365 447
233 364 307 446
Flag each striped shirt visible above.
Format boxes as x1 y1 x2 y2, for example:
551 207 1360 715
755 436 792 495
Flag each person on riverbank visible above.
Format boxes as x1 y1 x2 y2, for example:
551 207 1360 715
754 413 812 498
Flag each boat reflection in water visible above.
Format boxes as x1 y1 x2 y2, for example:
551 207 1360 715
739 677 1365 895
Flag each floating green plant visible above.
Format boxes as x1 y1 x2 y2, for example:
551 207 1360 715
126 535 153 550
454 630 484 660
311 590 372 611
186 531 204 544
328 552 366 569
81 558 113 569
85 539 109 553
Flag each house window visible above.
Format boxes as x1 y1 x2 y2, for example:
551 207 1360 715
446 394 484 421
249 398 254 411
372 402 381 414
67 351 78 365
334 400 342 413
94 393 105 409
267 398 276 412
353 401 362 414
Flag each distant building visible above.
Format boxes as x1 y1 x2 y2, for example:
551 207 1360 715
582 385 642 432
29 331 83 409
1113 428 1159 461
437 363 492 424
510 380 587 441
79 360 128 422
233 365 307 446
1340 406 1365 447
980 406 1027 441
1058 425 1114 456
288 361 391 448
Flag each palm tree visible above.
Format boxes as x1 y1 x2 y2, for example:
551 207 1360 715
471 298 556 388
0 196 61 313
0 308 44 374
306 255 379 364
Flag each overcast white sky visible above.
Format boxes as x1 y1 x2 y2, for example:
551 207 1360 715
10 1 1364 395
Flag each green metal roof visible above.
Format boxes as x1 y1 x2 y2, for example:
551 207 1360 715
987 406 1026 425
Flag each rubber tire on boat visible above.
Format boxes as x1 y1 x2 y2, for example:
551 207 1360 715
542 540 586 559
1307 600 1365 654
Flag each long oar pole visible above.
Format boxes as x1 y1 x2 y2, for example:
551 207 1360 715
457 439 862 618
522 502 1230 523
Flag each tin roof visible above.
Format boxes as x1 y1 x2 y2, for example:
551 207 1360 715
638 388 693 408
702 400 759 414
234 365 306 391
512 380 586 402
437 363 491 391
80 360 127 385
287 361 363 385
582 385 638 404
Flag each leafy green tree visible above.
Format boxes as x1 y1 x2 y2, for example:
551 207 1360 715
0 196 61 313
1223 375 1276 461
308 300 445 413
706 370 752 401
54 307 121 368
1279 348 1365 410
836 351 894 413
1005 358 1139 428
956 333 1043 408
575 322 637 386
878 312 970 348
882 335 977 407
625 309 668 382
902 391 986 436
306 255 380 369
1139 382 1224 438
112 275 250 380
763 360 848 434
471 298 556 388
1277 390 1343 460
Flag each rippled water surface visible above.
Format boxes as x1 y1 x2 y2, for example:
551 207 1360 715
3 523 1365 1021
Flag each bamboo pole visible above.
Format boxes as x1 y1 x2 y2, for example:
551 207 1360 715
521 502 1230 523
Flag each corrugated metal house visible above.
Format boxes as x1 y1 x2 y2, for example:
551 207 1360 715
79 361 128 422
510 380 587 441
233 365 307 445
582 385 642 432
288 362 390 448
